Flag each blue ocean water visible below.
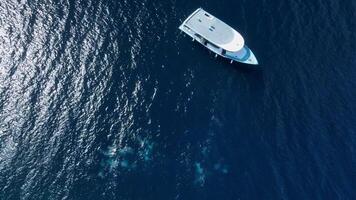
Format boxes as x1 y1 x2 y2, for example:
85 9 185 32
0 0 355 199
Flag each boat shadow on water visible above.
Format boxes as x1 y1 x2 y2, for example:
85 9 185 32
188 40 263 73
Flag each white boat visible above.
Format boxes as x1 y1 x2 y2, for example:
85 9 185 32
179 8 258 65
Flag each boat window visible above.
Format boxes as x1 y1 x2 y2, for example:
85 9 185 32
194 33 202 38
205 13 210 17
211 26 215 29
209 28 214 32
207 42 219 49
198 19 202 22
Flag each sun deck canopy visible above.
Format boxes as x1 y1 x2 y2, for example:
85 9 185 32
181 8 244 52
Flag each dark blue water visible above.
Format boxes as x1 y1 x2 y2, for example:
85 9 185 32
1 0 355 199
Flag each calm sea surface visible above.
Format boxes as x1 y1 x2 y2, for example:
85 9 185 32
0 0 355 199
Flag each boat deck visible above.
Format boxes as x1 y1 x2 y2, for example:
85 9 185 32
181 8 244 52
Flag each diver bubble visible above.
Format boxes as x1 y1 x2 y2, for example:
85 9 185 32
194 162 206 186
120 159 129 168
108 159 119 170
214 162 229 174
118 146 134 155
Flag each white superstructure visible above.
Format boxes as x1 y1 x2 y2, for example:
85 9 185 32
179 8 258 65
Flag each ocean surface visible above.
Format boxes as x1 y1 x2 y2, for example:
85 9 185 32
0 0 355 199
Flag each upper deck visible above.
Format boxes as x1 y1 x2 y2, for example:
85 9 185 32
180 8 244 52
